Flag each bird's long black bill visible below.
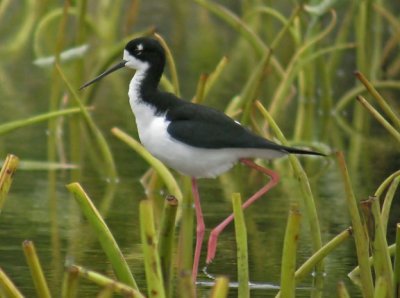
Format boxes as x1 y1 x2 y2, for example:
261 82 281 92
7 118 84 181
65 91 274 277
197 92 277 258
79 60 127 90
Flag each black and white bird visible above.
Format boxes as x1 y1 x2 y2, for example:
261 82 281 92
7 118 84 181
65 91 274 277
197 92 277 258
80 37 324 281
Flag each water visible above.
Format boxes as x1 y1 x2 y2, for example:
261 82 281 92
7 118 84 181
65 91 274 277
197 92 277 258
1 1 399 297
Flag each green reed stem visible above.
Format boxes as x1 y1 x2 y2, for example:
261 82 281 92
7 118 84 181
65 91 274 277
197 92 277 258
356 95 400 143
111 127 182 201
381 176 400 235
256 101 323 256
335 80 400 113
360 197 393 291
337 281 350 298
22 240 51 298
158 195 178 298
97 285 114 298
69 265 144 297
0 108 84 136
177 270 195 298
0 268 24 298
336 151 374 297
192 73 208 104
232 193 249 298
204 56 229 99
394 223 400 297
56 64 117 179
61 266 79 298
355 71 400 129
209 276 229 298
154 33 180 97
373 277 387 298
140 200 166 298
0 154 19 213
277 204 301 298
295 227 352 283
66 183 137 289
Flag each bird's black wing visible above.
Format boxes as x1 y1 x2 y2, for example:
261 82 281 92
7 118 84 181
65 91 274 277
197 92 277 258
166 102 285 151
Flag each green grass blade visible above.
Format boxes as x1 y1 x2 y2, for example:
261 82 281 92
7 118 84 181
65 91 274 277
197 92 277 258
255 101 323 253
69 265 144 297
295 227 352 283
0 108 83 136
0 267 24 298
394 223 400 297
336 151 374 297
360 197 393 291
232 193 249 298
0 154 19 214
209 276 229 298
381 176 400 235
140 200 166 298
337 281 351 298
22 240 51 298
66 183 137 289
278 204 301 298
355 71 400 129
356 95 400 143
158 195 178 298
154 33 180 97
61 266 79 298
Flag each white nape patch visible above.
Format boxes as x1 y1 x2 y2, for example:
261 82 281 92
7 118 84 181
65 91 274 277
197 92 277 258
137 43 144 51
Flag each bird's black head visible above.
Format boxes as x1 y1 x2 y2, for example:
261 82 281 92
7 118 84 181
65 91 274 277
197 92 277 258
79 37 165 90
123 37 165 71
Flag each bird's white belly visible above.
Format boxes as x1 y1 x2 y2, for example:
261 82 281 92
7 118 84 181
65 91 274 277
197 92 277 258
137 116 238 178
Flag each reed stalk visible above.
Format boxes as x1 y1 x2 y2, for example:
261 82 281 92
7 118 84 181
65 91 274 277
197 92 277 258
0 268 24 298
277 204 301 298
209 276 229 298
61 266 79 298
0 108 84 136
158 195 178 298
336 151 374 297
355 71 400 128
373 277 387 298
0 154 19 213
256 101 323 256
177 270 195 298
380 175 400 235
394 223 400 297
356 95 400 143
232 193 249 298
294 227 352 284
337 281 350 298
154 33 180 97
97 285 114 298
22 240 51 298
360 197 393 291
334 80 400 113
69 265 144 297
140 200 166 298
66 183 137 289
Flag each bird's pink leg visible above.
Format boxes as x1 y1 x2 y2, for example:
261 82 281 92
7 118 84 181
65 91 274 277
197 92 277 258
206 158 280 264
191 177 205 282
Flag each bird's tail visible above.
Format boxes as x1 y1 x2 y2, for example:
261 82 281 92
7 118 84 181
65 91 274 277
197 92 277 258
283 146 326 157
